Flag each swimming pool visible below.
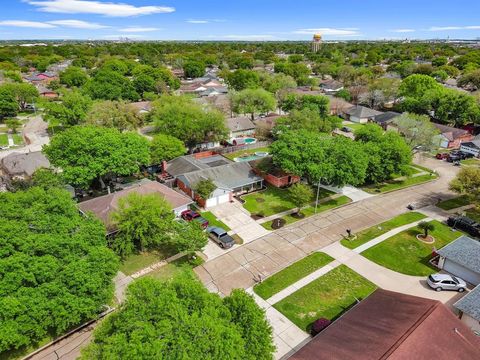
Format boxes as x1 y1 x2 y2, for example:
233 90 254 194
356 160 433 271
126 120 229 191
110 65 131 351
233 151 269 162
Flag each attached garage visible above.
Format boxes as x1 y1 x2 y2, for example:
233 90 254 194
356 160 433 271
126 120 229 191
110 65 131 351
437 236 480 286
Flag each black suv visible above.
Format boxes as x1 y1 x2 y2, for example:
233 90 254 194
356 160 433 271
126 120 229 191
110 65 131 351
447 216 480 238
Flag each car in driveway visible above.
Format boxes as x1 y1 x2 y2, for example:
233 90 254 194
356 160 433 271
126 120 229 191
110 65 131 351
447 216 480 238
435 153 449 160
181 210 209 229
427 273 467 292
207 226 235 249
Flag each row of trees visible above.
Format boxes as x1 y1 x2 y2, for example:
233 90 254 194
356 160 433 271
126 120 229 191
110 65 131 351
0 82 38 119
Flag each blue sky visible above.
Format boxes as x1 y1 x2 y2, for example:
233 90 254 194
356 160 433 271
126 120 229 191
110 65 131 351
1 0 480 40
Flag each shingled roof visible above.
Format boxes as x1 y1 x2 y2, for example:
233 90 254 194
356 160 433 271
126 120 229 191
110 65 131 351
1 151 50 177
345 105 382 118
437 235 480 274
455 285 480 321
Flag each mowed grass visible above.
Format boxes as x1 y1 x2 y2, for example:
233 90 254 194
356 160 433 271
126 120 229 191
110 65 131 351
0 133 8 146
461 158 480 166
254 252 334 300
274 265 376 331
146 255 204 282
340 212 427 249
119 251 169 275
362 173 437 194
201 211 231 231
465 208 480 223
437 195 471 210
12 133 23 145
223 146 270 160
362 220 461 276
242 185 332 217
261 195 351 230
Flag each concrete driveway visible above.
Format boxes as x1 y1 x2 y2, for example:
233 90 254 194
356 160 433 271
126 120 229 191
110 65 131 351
195 155 461 296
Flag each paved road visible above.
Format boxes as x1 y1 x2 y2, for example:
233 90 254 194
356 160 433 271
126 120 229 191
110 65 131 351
194 155 460 296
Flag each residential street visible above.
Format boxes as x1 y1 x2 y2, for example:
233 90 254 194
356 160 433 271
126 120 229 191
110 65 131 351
194 155 460 296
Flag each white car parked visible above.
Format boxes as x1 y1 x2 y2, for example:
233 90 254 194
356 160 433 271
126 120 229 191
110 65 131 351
427 273 467 292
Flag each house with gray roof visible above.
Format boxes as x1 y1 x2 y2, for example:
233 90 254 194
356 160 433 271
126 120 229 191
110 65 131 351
0 151 50 180
454 285 480 333
226 116 256 139
344 105 383 124
373 111 402 130
437 235 480 286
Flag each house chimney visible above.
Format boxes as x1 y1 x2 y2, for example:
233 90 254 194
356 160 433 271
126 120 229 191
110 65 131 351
161 160 168 174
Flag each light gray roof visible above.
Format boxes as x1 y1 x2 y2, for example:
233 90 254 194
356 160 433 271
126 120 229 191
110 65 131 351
1 151 50 176
166 154 232 177
226 116 256 132
437 236 480 274
454 285 480 321
345 105 382 119
178 161 262 190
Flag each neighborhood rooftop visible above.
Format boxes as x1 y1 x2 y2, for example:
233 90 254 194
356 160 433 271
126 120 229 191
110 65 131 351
165 154 233 177
1 151 50 177
345 105 382 118
226 116 256 132
454 285 480 322
437 235 480 274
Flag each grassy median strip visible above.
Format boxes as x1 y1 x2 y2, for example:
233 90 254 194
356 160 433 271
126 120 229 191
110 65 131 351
254 252 334 300
340 212 427 249
362 173 437 194
274 265 376 332
362 220 461 276
436 195 471 210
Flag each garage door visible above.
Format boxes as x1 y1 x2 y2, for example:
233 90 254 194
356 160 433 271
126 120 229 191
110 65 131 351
217 193 230 204
443 259 480 285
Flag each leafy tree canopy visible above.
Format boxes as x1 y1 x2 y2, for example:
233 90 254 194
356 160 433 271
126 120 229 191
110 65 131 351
87 100 143 131
150 133 186 163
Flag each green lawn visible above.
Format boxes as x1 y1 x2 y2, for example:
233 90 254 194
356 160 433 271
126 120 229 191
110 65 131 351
254 252 334 299
0 133 8 146
461 158 480 166
201 211 231 231
261 195 351 230
274 265 376 331
146 255 204 282
362 173 437 194
242 185 333 217
119 251 169 275
223 146 270 160
12 133 23 145
465 208 480 223
340 212 427 249
362 220 462 276
344 122 365 132
437 195 471 210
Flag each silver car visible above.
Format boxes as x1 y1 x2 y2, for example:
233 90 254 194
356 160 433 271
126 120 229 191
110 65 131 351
427 273 467 292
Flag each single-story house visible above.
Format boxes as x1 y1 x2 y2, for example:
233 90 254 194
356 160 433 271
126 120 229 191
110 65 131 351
37 84 58 99
24 72 57 84
437 235 480 285
343 105 383 124
162 153 263 208
226 116 256 139
78 179 193 235
199 86 228 97
460 137 480 157
433 123 474 149
319 79 344 94
0 151 50 180
326 95 353 116
250 157 300 188
454 285 480 333
373 111 402 130
289 289 480 360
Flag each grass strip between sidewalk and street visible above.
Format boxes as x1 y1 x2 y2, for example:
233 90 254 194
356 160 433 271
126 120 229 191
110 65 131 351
254 252 334 300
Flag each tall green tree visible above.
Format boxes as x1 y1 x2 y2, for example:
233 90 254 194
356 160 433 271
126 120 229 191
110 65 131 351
394 113 439 151
149 133 186 163
288 183 314 214
83 69 139 101
231 88 277 120
225 69 260 91
183 60 205 78
59 66 88 87
43 126 150 188
86 100 143 131
450 167 480 202
44 91 92 126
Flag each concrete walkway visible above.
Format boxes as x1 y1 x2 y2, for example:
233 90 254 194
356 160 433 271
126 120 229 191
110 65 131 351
353 217 432 253
320 184 375 202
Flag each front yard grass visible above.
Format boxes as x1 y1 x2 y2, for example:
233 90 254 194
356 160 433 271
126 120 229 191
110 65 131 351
242 185 333 217
362 173 437 194
11 133 23 145
274 265 376 331
0 133 8 146
362 220 461 276
437 195 471 210
119 251 169 275
340 212 427 249
254 252 334 300
465 208 480 223
201 211 231 231
461 158 480 166
261 195 351 230
223 146 270 160
146 255 204 282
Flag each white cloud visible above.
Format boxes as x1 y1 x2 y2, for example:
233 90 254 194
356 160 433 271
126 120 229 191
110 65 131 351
187 20 209 24
218 34 277 40
0 20 56 28
427 25 480 31
390 29 415 33
27 0 175 17
293 28 360 36
48 19 108 29
103 34 145 39
119 27 160 32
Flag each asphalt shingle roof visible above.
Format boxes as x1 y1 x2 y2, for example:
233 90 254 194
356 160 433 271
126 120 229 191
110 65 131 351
437 235 480 274
454 285 480 321
345 105 382 119
374 111 401 124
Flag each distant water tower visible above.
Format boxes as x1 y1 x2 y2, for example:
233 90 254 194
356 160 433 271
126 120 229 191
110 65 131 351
312 33 322 52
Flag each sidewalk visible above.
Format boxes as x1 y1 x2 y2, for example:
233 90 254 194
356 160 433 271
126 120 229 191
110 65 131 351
320 184 374 202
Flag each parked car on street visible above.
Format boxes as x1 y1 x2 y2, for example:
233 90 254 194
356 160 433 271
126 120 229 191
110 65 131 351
427 273 467 292
435 153 449 160
207 226 235 249
447 216 480 238
181 210 209 229
341 126 353 133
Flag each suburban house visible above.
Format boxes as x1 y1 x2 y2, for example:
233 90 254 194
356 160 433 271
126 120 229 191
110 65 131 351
37 84 58 99
436 235 480 285
250 157 300 188
289 289 480 360
78 179 193 235
343 105 383 124
0 151 50 180
433 123 474 149
24 72 57 84
319 79 344 94
161 152 263 208
454 285 480 333
226 116 256 139
326 95 353 116
373 111 402 130
460 136 480 157
199 86 228 97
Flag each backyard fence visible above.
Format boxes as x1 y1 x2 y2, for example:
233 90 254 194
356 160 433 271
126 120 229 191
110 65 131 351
217 140 271 154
